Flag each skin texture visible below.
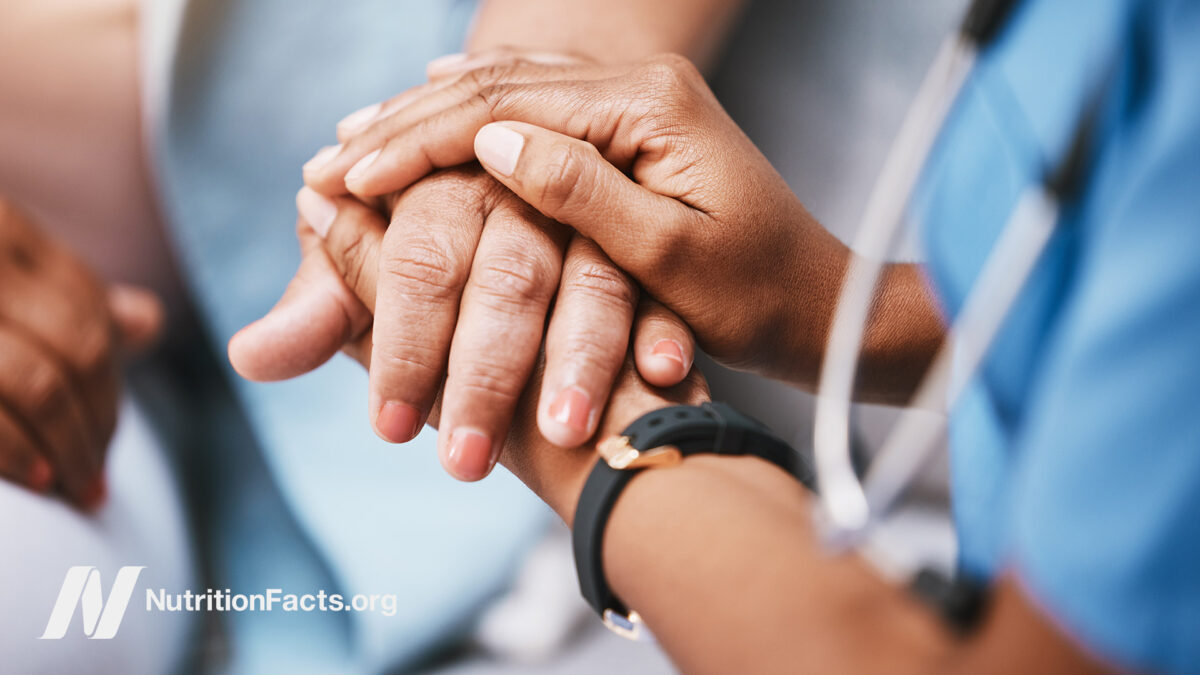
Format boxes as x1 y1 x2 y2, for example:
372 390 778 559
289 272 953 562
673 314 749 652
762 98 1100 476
302 53 946 405
233 0 750 482
0 198 162 508
289 50 1117 674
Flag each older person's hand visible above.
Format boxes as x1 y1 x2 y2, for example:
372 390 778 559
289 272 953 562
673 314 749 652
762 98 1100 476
231 164 695 481
0 198 162 507
229 179 709 510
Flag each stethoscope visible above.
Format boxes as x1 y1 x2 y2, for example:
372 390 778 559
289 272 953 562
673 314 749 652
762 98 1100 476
811 0 1104 624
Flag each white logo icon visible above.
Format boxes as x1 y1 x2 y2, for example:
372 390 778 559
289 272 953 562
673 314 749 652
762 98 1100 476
39 566 144 640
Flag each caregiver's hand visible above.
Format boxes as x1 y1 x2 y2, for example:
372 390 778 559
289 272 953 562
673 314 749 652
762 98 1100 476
230 168 696 480
302 53 854 389
0 198 163 508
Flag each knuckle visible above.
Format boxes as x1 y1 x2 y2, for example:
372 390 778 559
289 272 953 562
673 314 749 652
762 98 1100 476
474 83 512 115
473 248 556 310
333 230 372 291
380 236 467 302
560 330 622 373
425 167 497 208
24 361 71 423
642 53 701 92
565 261 637 312
536 142 596 215
455 359 526 406
372 340 444 381
460 63 516 92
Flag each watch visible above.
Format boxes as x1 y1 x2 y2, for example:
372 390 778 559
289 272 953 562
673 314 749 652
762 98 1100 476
571 402 815 639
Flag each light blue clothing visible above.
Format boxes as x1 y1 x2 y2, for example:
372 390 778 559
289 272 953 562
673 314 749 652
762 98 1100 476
914 0 1200 671
148 2 549 672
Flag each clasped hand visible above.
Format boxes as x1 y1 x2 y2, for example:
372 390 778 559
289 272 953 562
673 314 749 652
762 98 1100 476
232 50 844 506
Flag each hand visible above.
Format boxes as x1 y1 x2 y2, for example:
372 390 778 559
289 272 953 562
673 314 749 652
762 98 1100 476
230 168 697 481
301 51 853 390
0 198 163 507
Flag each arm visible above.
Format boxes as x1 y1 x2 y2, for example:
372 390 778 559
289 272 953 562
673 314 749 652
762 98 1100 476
295 159 1114 675
571 448 1112 674
467 0 748 69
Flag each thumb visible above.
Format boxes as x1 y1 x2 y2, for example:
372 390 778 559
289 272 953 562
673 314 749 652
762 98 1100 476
107 283 164 353
472 121 691 281
228 221 372 382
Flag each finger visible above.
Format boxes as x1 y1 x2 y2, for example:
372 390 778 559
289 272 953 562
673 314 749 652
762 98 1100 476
472 121 697 282
426 48 588 80
437 200 567 481
632 297 695 388
108 284 165 354
228 213 373 381
328 75 627 197
305 62 618 195
298 187 390 371
0 405 55 494
297 187 387 310
334 48 588 142
537 237 638 448
367 171 492 444
335 52 568 142
0 326 102 508
334 78 456 143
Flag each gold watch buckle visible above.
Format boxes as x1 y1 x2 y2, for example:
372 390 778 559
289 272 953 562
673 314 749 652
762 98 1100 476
598 436 682 470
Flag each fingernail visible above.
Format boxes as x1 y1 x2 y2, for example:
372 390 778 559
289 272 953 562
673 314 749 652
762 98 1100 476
80 476 107 511
548 386 593 435
303 144 343 174
337 102 382 136
295 187 338 238
345 149 381 184
447 427 494 481
427 52 469 76
474 123 524 177
376 401 422 443
27 457 54 493
652 339 688 370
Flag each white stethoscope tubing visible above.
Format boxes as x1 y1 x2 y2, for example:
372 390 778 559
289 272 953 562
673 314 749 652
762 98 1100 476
812 34 980 539
812 22 1069 551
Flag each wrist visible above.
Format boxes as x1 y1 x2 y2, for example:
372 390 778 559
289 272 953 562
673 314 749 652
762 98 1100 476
762 225 852 390
499 437 595 527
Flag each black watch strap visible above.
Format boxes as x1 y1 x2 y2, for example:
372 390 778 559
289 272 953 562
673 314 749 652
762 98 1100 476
572 402 814 636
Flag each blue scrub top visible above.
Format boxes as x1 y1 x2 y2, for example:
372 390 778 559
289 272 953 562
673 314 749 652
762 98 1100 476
913 0 1200 671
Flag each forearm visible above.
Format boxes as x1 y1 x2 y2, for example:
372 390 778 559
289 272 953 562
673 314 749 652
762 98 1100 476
768 227 944 405
467 0 748 69
595 453 951 673
858 262 946 405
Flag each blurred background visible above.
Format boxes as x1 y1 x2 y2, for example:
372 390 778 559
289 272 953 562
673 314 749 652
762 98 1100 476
0 0 965 672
